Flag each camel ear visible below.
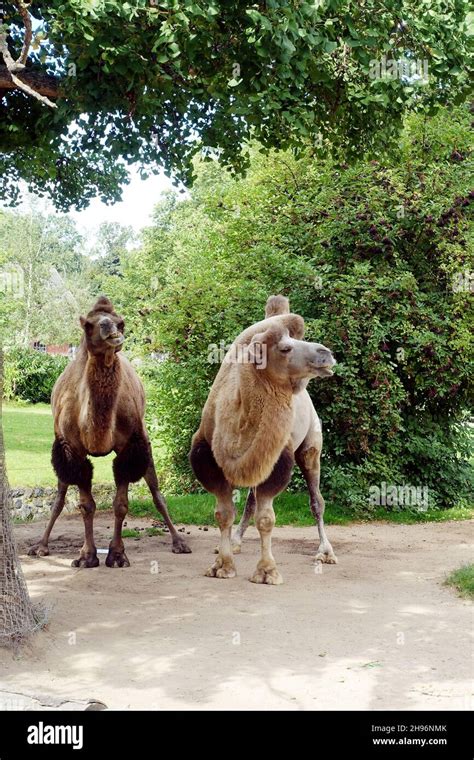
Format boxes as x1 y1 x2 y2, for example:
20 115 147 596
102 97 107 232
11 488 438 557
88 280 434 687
80 316 93 336
247 326 287 367
246 331 266 366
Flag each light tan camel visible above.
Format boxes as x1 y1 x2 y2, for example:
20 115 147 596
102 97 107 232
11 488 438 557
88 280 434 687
231 296 337 561
190 295 336 585
28 296 190 567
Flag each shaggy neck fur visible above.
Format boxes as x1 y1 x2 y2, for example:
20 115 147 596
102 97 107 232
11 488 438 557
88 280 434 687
78 343 122 453
212 363 294 487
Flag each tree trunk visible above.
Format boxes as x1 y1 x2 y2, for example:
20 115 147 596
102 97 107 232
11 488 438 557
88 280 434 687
0 349 44 646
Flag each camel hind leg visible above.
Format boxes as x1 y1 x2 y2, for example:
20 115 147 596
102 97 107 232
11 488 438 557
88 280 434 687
295 433 337 565
143 456 191 554
28 480 68 557
230 489 256 554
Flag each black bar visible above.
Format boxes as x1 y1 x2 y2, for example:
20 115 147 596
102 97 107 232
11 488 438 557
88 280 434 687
0 710 471 758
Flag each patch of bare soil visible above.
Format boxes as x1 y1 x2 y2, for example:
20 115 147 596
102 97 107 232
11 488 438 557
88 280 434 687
1 513 472 711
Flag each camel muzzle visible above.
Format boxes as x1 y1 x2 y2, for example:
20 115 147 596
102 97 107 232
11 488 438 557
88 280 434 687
105 334 125 348
99 318 125 347
307 345 336 376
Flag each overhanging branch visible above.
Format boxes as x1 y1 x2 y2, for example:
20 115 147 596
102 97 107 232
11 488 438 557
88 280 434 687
0 64 60 99
0 1 57 107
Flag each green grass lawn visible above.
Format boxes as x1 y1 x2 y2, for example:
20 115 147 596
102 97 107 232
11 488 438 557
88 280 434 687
2 402 116 486
126 491 474 527
3 401 473 526
445 564 474 599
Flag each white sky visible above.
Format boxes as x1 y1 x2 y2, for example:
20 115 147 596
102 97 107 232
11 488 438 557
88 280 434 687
70 166 178 235
1 165 184 252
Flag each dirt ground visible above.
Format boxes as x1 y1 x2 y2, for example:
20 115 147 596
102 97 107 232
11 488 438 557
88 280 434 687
1 512 472 711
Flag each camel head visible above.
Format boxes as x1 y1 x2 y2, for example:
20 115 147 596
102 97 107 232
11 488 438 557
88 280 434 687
79 297 125 364
247 323 335 384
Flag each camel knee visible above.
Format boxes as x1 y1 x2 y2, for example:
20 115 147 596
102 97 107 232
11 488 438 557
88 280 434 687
79 499 96 517
296 445 320 472
256 512 275 534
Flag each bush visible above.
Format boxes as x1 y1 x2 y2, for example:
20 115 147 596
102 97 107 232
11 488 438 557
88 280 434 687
113 106 473 512
3 348 68 404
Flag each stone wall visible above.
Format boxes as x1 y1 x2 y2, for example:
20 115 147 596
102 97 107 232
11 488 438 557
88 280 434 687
9 483 148 522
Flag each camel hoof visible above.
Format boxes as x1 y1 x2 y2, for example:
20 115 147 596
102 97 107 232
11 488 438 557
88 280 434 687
105 550 130 568
205 561 236 579
250 567 283 585
213 543 240 555
172 538 192 554
315 551 338 565
28 544 50 557
72 554 99 568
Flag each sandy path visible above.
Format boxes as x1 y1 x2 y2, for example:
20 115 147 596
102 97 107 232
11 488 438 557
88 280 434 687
1 513 472 711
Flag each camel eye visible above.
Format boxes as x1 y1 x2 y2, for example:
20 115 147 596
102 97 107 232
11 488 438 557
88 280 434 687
117 321 125 332
280 345 292 354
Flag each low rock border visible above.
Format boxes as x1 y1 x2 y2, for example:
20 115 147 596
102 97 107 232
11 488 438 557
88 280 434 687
9 483 149 522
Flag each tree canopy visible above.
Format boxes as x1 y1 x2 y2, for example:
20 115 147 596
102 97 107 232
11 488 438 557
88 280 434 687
1 0 472 209
103 104 473 510
0 205 94 344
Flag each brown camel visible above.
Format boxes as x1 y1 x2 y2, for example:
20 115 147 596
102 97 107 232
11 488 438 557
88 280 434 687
190 295 336 585
28 296 190 567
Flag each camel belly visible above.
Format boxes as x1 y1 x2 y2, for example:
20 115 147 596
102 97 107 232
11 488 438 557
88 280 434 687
80 431 114 455
291 390 321 450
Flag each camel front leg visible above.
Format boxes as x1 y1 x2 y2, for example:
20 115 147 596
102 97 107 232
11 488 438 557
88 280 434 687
106 482 130 568
250 497 282 585
250 447 294 585
205 491 236 579
72 485 99 568
28 481 68 557
144 462 191 554
189 436 236 578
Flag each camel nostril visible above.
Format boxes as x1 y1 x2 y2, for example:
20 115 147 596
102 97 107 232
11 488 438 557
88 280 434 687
311 347 336 368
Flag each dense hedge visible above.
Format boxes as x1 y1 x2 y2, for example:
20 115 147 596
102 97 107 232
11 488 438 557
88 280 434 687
113 106 473 513
3 348 68 404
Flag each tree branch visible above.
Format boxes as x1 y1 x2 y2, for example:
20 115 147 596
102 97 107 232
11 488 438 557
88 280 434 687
16 0 32 65
0 1 56 107
0 64 60 98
